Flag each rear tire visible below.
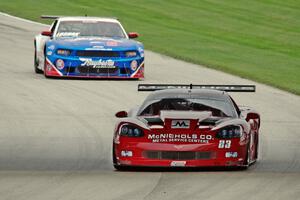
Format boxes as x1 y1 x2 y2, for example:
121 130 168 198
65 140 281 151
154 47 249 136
34 44 43 74
254 134 259 160
240 142 251 170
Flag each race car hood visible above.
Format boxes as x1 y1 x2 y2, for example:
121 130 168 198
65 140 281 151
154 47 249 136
118 110 249 133
160 111 212 122
49 37 141 51
143 111 214 130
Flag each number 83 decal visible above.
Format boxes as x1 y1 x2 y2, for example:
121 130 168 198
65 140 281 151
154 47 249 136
218 140 231 148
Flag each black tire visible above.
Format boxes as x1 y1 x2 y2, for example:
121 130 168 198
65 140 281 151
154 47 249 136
112 146 117 165
113 164 128 171
254 134 259 160
240 142 251 170
34 44 43 74
112 147 127 171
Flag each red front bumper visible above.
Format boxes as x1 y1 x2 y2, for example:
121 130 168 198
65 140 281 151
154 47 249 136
114 141 247 167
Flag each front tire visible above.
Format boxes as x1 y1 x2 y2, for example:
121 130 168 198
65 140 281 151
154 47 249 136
112 146 128 171
34 44 43 74
113 164 128 171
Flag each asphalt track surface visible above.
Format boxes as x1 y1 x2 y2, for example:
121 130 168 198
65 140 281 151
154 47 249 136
0 13 300 200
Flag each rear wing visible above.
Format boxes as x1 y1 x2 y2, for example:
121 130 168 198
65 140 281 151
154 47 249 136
40 15 119 20
138 84 255 92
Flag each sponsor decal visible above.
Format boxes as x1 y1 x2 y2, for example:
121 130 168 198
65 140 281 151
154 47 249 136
171 161 186 167
75 38 102 41
56 32 80 37
90 41 104 44
121 150 133 157
218 140 231 148
56 59 64 70
106 41 118 46
47 51 53 56
171 120 190 129
48 45 55 50
91 45 105 49
79 58 115 68
225 152 238 158
130 60 138 71
148 133 213 143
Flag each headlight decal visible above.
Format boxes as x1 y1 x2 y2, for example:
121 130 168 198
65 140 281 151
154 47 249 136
56 49 71 56
216 125 242 139
125 51 137 57
119 124 144 137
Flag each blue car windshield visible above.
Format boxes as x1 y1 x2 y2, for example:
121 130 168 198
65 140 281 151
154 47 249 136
56 21 126 38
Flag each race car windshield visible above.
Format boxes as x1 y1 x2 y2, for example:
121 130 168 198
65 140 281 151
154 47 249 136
56 21 126 38
139 98 235 117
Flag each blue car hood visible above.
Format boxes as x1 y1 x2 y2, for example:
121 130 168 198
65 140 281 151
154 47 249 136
50 37 141 51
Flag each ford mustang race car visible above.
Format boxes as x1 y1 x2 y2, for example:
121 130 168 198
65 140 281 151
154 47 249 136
113 84 260 170
34 16 144 79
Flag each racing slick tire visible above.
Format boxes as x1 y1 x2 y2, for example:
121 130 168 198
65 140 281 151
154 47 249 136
254 134 259 160
239 142 251 170
112 147 129 171
34 45 43 74
113 164 128 171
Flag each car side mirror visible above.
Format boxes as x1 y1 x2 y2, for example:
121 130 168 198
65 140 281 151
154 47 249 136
41 30 53 37
246 112 259 122
115 111 128 118
128 32 139 39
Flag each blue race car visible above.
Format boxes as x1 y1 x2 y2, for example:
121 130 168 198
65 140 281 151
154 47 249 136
34 16 144 79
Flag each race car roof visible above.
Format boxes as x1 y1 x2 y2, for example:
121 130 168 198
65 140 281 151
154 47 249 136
58 17 119 23
41 15 119 23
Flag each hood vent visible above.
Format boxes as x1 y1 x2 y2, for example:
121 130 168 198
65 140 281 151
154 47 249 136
76 50 120 57
198 118 219 126
144 117 164 126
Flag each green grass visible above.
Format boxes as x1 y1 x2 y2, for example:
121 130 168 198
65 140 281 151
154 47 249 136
1 0 299 94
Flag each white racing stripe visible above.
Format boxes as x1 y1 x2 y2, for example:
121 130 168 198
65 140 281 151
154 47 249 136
130 61 144 77
45 57 63 76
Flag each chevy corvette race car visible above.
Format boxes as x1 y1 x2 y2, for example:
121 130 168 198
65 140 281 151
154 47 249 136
113 84 260 170
34 16 144 79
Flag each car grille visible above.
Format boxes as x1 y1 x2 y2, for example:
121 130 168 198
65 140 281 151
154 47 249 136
76 50 120 57
143 151 212 160
77 66 118 74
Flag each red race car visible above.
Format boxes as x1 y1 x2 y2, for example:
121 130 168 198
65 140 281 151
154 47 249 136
113 84 260 170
